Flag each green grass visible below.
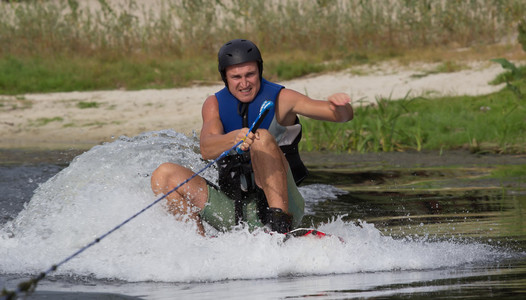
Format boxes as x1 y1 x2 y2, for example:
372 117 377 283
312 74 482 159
31 116 64 127
410 61 468 79
1 0 526 153
0 0 525 94
0 55 218 94
300 77 526 154
489 165 526 179
76 101 99 109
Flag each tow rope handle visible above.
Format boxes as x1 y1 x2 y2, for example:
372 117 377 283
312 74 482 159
236 100 274 154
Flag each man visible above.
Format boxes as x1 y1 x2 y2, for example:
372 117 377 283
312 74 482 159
151 39 353 236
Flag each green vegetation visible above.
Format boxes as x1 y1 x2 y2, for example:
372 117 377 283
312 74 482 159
301 13 526 154
0 0 525 94
31 116 64 126
410 61 467 79
1 0 526 153
76 101 99 109
300 75 526 154
301 12 526 154
301 15 526 154
490 165 526 179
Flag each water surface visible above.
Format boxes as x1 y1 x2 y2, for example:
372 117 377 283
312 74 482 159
1 131 525 299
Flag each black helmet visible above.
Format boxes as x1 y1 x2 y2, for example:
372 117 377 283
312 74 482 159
218 39 263 85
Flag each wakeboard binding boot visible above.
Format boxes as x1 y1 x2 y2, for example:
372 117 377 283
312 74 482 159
265 207 292 234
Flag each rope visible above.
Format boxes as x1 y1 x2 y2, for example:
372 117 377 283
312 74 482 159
1 100 273 300
1 142 239 300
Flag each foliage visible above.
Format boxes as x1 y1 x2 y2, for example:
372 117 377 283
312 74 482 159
1 0 526 153
0 0 525 93
300 84 526 154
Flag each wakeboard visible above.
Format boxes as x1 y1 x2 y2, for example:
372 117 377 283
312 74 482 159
283 228 345 243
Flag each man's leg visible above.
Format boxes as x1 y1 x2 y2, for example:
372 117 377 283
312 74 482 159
249 130 293 233
151 162 208 235
250 130 289 212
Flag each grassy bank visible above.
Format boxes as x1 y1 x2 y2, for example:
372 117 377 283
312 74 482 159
300 66 526 154
1 0 526 94
1 0 526 154
299 44 526 154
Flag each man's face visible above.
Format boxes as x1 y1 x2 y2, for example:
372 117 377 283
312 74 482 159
225 61 261 103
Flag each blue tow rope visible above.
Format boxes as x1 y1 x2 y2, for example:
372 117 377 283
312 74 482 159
1 100 275 300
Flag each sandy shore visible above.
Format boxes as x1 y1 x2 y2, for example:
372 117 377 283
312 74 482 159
0 61 505 150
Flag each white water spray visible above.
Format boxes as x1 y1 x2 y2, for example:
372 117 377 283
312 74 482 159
0 131 506 282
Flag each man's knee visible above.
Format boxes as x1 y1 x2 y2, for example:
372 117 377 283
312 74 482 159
257 129 273 141
152 162 173 180
151 162 178 193
253 129 278 150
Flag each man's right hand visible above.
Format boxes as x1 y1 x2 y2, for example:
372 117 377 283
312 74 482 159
235 128 258 152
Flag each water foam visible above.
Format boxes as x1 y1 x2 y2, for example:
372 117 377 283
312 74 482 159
0 131 507 282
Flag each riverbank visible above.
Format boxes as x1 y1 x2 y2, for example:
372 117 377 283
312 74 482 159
0 61 506 150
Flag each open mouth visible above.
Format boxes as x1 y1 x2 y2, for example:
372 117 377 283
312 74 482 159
239 87 252 94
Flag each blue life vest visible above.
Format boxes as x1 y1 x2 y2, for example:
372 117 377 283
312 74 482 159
216 78 283 133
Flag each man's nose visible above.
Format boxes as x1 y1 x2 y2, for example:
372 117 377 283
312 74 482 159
240 76 249 86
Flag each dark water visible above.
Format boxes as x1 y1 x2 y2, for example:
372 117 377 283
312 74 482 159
0 164 63 225
1 148 525 299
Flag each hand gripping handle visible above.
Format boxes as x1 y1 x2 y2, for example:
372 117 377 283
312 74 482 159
236 100 274 154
